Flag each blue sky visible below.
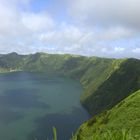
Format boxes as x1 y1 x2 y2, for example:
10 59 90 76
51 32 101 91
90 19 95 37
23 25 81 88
0 0 140 58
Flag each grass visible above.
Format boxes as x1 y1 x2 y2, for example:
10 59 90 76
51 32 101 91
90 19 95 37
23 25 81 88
44 128 140 140
52 127 57 140
92 130 140 140
72 90 140 140
35 127 57 140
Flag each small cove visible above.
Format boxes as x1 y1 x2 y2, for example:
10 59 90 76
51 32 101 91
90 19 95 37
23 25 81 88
0 72 89 140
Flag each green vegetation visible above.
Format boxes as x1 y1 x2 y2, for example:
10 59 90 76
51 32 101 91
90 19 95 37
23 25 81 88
91 130 140 140
0 52 26 71
52 127 57 140
35 127 57 140
46 129 139 140
72 130 140 140
82 58 140 115
72 90 140 140
0 52 140 140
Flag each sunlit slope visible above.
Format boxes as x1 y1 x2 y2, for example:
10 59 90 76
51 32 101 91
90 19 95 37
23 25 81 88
72 90 140 140
82 58 140 115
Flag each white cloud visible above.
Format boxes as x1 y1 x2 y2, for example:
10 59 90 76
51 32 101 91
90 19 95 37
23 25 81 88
0 0 55 54
22 12 54 32
66 0 140 29
132 48 140 53
39 24 134 54
0 0 54 36
40 24 84 46
99 27 135 41
99 46 125 57
114 47 125 52
0 0 139 58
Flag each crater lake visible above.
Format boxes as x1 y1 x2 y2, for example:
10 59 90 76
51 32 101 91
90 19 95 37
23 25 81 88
0 72 89 140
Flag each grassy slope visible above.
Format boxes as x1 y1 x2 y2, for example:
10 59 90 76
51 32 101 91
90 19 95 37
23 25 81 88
23 53 89 74
72 90 140 140
79 58 124 101
82 58 140 115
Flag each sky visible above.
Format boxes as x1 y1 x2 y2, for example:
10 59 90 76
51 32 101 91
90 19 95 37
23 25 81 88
0 0 140 58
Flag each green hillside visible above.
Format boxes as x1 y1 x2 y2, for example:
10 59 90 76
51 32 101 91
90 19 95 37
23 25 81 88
82 58 140 115
72 90 140 140
0 52 139 140
0 52 26 70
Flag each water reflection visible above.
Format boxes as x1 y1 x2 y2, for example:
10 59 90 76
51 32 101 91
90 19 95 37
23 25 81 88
28 107 89 140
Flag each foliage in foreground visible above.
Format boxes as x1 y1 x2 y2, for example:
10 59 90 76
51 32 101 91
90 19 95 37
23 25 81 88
91 130 140 140
35 127 57 140
45 128 140 140
72 90 140 140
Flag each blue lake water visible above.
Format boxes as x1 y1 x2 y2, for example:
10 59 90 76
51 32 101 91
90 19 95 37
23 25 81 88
0 72 89 140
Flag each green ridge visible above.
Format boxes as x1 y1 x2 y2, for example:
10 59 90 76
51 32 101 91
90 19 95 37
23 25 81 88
82 58 140 115
72 90 140 140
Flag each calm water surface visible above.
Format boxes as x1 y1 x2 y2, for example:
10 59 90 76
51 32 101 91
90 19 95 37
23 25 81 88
0 72 89 140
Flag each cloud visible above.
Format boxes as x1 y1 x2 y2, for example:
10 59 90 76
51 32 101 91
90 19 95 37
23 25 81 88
40 24 84 46
0 0 139 58
132 48 140 53
39 24 134 55
0 0 54 53
0 0 54 36
22 12 54 32
66 0 140 29
114 47 125 52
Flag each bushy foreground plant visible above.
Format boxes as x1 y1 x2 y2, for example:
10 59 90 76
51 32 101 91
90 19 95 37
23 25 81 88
43 128 140 140
92 130 140 140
